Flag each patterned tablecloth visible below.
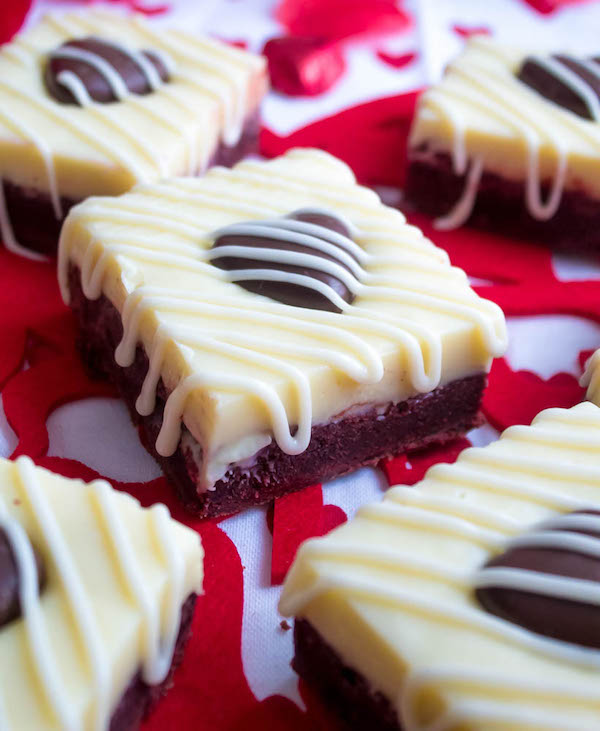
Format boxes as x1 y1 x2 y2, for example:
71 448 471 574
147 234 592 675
2 0 600 728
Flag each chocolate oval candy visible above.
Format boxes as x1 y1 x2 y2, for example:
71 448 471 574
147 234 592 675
475 510 600 648
45 36 171 106
209 208 363 313
517 54 600 120
0 526 45 626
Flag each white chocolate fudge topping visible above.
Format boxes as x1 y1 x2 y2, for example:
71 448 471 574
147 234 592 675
0 456 203 730
409 37 600 229
59 149 507 489
0 9 266 252
280 402 600 731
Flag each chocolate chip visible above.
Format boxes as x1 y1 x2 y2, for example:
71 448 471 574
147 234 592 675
476 510 600 648
44 36 170 105
210 209 360 313
0 526 45 626
517 55 600 120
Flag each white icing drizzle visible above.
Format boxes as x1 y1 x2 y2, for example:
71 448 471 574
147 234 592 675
434 156 484 230
0 456 193 729
475 566 600 605
0 468 76 730
52 37 172 108
50 45 130 100
0 179 48 261
0 10 263 252
58 162 506 473
412 40 585 230
279 402 600 731
129 21 249 146
94 38 167 90
55 69 94 106
93 482 185 684
474 512 600 606
401 669 600 731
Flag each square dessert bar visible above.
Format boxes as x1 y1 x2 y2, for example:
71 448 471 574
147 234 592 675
59 148 507 518
406 37 600 252
0 9 267 256
0 456 203 730
280 402 600 731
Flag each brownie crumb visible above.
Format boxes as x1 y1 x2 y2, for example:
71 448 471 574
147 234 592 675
280 619 291 631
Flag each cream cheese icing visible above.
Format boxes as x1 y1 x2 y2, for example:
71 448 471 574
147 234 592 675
279 401 600 731
409 37 600 229
59 148 507 490
0 9 266 254
0 456 203 730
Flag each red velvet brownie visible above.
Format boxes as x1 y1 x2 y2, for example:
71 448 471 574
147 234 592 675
0 9 267 257
280 402 600 730
0 455 203 729
406 37 600 252
59 149 507 518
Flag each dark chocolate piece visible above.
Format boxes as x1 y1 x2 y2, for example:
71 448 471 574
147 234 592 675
44 37 169 105
210 210 359 313
476 510 600 648
517 55 600 120
0 527 44 626
68 263 486 518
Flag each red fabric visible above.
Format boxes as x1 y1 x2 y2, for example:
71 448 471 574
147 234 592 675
451 24 492 38
263 37 346 96
275 0 412 43
268 0 412 97
482 358 585 432
261 91 420 188
0 0 32 43
381 438 471 487
271 485 347 584
376 50 418 69
521 0 590 13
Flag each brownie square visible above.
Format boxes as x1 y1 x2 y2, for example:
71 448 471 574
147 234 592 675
0 9 267 256
59 148 507 517
405 37 600 252
0 456 203 729
280 402 600 730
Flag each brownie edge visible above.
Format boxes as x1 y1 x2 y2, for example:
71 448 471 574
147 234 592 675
405 151 600 253
293 619 401 731
68 265 486 518
110 593 197 731
2 109 260 257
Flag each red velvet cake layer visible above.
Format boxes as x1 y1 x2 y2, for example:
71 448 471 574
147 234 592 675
405 152 600 253
68 266 486 518
293 619 400 731
3 111 260 257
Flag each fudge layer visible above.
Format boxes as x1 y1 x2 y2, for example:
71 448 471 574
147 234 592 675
0 9 267 256
0 456 203 729
59 149 507 514
280 402 600 730
406 37 600 248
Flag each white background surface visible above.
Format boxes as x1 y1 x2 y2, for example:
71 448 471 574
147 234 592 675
4 0 600 707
